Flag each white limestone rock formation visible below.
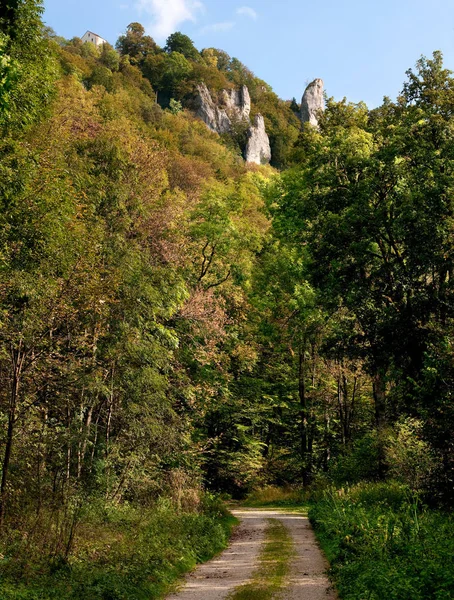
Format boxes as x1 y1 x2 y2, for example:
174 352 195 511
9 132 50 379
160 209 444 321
219 85 251 122
245 114 271 165
195 83 251 135
300 78 324 127
195 83 225 133
195 83 271 163
216 107 231 134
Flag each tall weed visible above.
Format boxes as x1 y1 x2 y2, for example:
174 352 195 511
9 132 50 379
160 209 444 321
310 482 454 600
0 494 235 600
243 485 307 506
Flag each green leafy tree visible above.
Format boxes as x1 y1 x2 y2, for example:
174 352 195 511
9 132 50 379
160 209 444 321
0 33 15 116
289 97 300 113
271 52 454 494
165 32 199 61
0 0 56 131
161 51 193 96
116 22 159 64
169 98 183 114
99 42 120 71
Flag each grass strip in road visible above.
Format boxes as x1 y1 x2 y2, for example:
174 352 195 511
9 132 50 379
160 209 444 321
228 518 294 600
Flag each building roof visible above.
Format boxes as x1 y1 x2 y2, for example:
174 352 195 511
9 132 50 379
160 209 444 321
82 30 107 41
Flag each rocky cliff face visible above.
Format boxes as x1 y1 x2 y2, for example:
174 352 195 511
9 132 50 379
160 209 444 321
195 83 271 165
300 78 324 127
195 83 251 134
245 115 271 165
219 85 251 122
195 83 230 134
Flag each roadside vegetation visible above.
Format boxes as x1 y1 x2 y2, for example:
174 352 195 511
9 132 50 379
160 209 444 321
0 496 236 600
310 482 454 600
243 486 307 508
244 481 454 599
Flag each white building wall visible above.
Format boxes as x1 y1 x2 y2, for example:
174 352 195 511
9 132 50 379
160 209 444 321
81 31 107 47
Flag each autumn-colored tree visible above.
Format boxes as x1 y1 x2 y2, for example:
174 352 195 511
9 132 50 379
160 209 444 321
116 22 159 64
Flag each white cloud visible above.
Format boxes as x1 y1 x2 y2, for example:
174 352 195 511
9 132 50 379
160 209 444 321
236 6 257 20
136 0 204 41
199 21 235 34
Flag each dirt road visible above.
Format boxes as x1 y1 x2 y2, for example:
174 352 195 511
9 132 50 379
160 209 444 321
166 508 337 600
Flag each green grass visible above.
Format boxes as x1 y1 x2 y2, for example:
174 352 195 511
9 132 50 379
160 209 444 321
0 496 237 600
227 518 294 600
309 481 454 600
242 485 307 508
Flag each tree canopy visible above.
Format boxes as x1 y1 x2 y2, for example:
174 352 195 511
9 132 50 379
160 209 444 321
0 10 453 597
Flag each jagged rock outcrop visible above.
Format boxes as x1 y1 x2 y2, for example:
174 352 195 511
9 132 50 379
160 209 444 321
245 115 271 165
195 83 251 135
194 83 230 133
195 83 270 164
300 78 324 127
219 85 251 122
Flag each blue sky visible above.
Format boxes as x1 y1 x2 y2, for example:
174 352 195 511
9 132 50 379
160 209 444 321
43 0 454 108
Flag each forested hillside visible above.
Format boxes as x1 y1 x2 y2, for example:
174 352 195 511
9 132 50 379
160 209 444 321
0 1 453 599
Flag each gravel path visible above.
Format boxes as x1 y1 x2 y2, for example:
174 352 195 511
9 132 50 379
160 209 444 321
166 508 337 600
276 511 337 600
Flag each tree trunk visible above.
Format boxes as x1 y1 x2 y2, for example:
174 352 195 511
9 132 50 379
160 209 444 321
372 369 386 429
299 347 312 486
66 402 71 497
0 348 23 526
77 405 93 480
372 367 387 478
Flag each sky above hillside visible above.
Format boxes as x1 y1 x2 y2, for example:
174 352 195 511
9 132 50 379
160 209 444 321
43 0 454 108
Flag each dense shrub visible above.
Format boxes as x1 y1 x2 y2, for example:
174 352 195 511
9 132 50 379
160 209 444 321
328 432 383 485
0 495 235 600
309 482 454 600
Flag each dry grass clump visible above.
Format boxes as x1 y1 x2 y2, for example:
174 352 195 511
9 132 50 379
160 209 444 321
244 485 306 506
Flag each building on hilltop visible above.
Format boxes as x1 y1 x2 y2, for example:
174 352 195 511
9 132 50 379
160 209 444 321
81 31 107 47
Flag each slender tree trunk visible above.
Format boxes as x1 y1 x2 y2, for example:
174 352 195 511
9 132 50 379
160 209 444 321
36 406 48 517
0 407 15 526
372 369 386 429
349 376 358 441
89 404 103 473
299 347 312 486
106 397 113 457
337 371 346 445
322 408 330 471
77 405 93 480
66 402 71 496
372 366 387 478
105 368 115 498
342 374 349 443
0 347 23 526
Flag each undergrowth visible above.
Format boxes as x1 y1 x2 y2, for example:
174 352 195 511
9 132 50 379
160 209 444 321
309 481 454 600
243 485 307 507
0 494 236 600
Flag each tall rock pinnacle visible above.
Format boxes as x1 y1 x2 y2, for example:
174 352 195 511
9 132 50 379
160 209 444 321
245 115 271 165
300 79 324 127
